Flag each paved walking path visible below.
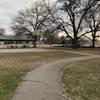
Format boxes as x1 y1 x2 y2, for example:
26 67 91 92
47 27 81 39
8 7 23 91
0 48 54 53
11 50 100 100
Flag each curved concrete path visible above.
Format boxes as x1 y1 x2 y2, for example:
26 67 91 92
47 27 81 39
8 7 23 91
11 50 100 100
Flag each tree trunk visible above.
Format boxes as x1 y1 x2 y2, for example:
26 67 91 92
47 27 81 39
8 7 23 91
33 41 37 48
72 40 78 49
72 33 79 49
92 36 96 48
72 26 79 49
32 35 38 48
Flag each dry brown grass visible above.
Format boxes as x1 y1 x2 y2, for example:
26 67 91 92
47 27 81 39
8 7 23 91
41 46 100 55
62 58 100 100
0 51 79 100
0 51 79 70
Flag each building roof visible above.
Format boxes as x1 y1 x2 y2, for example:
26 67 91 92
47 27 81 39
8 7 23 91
0 35 34 41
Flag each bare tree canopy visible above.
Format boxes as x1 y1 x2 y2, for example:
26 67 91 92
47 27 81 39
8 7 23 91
11 0 100 48
45 0 100 48
11 1 49 47
84 3 100 48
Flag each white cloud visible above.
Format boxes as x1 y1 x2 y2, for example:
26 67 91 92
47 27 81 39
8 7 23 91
0 0 36 35
0 0 55 35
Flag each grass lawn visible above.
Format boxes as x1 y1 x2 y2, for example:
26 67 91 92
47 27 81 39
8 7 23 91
62 58 100 100
71 48 100 55
0 51 79 100
41 46 100 55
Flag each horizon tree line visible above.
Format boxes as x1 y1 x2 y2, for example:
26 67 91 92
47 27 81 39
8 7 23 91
11 0 100 48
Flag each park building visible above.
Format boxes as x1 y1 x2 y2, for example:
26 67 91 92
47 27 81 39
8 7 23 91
0 34 34 48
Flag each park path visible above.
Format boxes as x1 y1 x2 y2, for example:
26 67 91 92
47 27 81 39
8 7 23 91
0 48 54 53
11 49 100 100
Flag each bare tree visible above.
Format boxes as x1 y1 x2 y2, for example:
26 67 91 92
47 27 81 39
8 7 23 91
84 3 100 48
45 0 100 48
11 1 48 47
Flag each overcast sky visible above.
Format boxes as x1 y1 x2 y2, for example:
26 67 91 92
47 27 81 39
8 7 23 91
0 0 55 35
